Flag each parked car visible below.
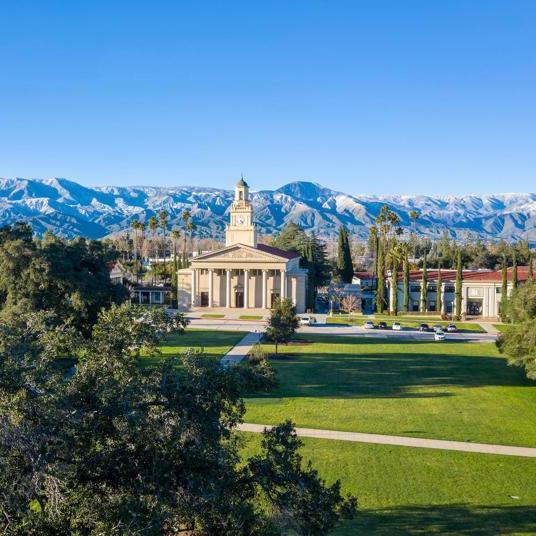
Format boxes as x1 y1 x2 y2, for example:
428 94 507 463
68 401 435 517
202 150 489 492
419 323 430 332
446 324 458 332
432 324 443 332
392 322 402 331
434 329 446 341
364 321 376 329
299 316 312 326
378 321 389 329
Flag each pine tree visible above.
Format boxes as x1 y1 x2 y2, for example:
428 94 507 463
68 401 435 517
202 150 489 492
455 250 463 320
500 253 508 320
420 253 428 313
336 226 353 283
403 250 410 313
437 264 443 316
512 248 518 289
303 240 317 311
529 252 534 281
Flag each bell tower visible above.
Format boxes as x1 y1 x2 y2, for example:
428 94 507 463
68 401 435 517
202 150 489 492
225 177 257 247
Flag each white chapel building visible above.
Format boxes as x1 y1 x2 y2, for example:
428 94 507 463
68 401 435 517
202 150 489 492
177 178 308 313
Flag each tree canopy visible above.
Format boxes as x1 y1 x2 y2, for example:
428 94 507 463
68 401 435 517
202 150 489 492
0 223 127 334
0 303 356 534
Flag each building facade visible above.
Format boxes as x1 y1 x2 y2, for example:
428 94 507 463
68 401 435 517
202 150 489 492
387 267 531 319
177 179 308 313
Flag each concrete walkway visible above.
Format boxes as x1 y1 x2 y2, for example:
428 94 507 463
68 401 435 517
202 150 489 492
221 331 263 367
238 423 536 458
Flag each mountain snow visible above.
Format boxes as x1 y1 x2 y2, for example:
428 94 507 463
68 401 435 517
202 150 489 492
0 177 535 244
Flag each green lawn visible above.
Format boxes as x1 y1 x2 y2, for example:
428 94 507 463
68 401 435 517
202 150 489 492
495 324 511 334
241 434 536 535
201 313 225 319
239 315 264 320
142 328 245 366
245 334 536 446
326 315 485 333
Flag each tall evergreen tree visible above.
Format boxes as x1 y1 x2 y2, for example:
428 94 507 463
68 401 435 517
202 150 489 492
420 253 428 313
500 253 508 320
436 264 443 316
402 249 410 313
529 251 534 281
455 250 463 320
336 225 353 284
390 253 399 315
512 248 518 289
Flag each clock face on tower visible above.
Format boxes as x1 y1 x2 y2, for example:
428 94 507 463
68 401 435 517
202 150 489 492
237 216 244 225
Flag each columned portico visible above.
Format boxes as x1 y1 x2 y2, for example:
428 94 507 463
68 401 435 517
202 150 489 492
177 177 308 313
262 269 267 309
243 269 249 308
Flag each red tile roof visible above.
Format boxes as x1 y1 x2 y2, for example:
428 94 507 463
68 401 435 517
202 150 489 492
257 243 300 259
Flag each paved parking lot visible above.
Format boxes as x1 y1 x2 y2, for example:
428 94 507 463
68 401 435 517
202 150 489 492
186 314 497 343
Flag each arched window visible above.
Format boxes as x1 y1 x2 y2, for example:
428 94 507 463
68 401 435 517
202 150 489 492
239 190 243 200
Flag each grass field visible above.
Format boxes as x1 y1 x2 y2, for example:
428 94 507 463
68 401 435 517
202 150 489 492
201 313 225 319
241 434 536 535
244 334 536 446
239 315 264 320
142 328 245 366
326 315 485 333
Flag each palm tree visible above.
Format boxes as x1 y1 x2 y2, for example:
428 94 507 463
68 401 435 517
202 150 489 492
148 216 158 284
171 228 181 271
130 219 140 261
181 209 191 259
158 210 170 282
187 220 197 258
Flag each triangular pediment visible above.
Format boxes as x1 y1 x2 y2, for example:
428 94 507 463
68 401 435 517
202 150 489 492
192 243 287 263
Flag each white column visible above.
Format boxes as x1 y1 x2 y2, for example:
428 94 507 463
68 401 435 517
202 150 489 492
191 268 196 306
291 275 297 306
226 269 231 308
262 270 268 309
208 269 213 307
280 269 287 299
243 269 249 308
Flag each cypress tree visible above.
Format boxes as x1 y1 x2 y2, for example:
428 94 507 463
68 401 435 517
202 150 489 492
455 250 463 320
529 252 534 281
420 253 428 313
403 251 410 313
512 249 518 289
336 226 354 284
500 253 508 320
376 240 385 313
436 264 443 316
304 240 317 311
391 255 398 315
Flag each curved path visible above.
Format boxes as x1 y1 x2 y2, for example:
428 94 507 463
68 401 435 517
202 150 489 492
238 423 536 458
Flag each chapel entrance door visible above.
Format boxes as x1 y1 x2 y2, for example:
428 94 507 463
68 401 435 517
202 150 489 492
235 291 244 308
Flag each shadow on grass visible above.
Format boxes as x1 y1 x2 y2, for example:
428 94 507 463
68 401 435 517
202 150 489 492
254 337 532 400
336 505 536 535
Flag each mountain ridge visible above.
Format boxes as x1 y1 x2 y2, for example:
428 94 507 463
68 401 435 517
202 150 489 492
0 177 535 244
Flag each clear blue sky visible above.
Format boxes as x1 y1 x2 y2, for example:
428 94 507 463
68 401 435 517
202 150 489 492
1 1 535 195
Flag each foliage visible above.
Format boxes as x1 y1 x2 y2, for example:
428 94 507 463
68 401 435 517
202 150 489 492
248 422 357 535
0 306 355 535
265 298 300 354
497 319 536 379
240 343 278 392
436 265 443 315
455 250 463 320
335 226 353 284
402 250 410 313
0 223 128 335
420 253 428 313
497 281 536 379
271 224 331 308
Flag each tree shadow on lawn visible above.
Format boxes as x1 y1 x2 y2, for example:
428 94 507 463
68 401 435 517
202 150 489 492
339 504 536 535
259 340 533 400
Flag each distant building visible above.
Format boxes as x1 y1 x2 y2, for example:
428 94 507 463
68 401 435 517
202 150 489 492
387 267 532 319
177 178 308 312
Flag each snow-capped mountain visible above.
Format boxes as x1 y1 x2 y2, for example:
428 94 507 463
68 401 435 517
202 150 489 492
0 177 535 244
